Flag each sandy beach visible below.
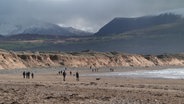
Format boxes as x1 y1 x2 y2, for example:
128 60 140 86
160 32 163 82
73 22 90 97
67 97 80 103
0 67 183 104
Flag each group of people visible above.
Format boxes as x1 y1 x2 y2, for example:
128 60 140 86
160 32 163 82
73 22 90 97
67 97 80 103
90 66 99 72
21 66 115 82
58 69 79 81
90 66 115 72
23 71 34 79
110 68 114 72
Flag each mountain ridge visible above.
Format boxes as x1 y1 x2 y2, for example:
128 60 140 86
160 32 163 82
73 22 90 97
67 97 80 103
0 17 93 36
95 13 182 36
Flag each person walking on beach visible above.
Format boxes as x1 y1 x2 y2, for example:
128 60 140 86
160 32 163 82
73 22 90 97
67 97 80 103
63 71 66 81
76 72 79 81
23 71 26 78
70 71 72 76
31 73 34 79
26 72 30 79
58 71 61 75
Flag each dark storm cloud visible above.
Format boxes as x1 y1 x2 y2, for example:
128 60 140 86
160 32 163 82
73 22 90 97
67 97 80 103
0 0 184 32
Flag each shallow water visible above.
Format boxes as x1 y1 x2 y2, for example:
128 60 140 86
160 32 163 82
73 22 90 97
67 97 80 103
82 68 184 79
1 67 184 79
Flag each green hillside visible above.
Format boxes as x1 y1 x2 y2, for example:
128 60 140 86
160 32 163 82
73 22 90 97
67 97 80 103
118 19 184 38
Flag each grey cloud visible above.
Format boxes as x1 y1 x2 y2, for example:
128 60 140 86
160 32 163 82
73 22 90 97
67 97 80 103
0 0 184 32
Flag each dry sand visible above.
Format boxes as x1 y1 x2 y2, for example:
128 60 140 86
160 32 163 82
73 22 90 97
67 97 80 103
0 67 184 104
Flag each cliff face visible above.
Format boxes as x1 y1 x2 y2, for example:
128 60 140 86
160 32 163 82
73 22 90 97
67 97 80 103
0 50 184 70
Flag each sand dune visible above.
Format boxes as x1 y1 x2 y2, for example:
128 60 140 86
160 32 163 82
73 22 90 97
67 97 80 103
0 50 184 70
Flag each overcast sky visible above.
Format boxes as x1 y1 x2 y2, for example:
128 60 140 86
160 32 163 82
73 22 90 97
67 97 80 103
0 0 184 32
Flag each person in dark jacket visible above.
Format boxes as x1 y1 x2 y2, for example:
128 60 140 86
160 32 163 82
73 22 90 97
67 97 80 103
23 71 26 78
31 73 34 79
63 71 66 81
70 71 72 76
76 72 79 81
26 72 30 79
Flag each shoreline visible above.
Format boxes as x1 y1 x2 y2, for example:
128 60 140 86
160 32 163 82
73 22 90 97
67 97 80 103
0 65 184 74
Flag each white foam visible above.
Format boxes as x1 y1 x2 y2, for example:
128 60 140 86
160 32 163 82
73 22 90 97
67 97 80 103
81 68 184 79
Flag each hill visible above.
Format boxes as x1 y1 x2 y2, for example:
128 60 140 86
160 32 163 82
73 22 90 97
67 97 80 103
121 19 184 36
95 13 182 36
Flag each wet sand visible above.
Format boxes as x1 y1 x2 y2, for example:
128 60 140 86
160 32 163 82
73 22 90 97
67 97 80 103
0 67 184 104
